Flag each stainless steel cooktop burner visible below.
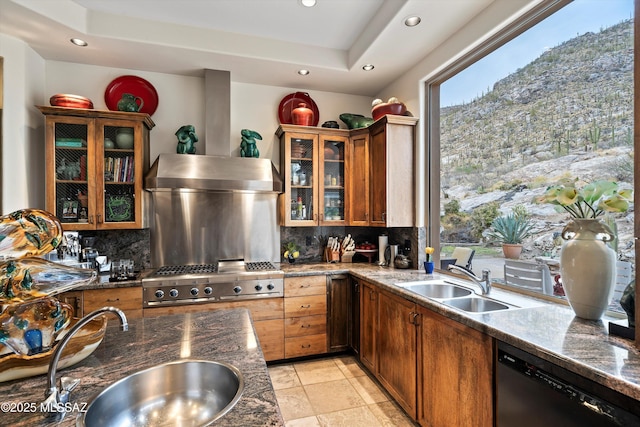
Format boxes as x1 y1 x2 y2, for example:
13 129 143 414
245 261 278 271
155 264 218 276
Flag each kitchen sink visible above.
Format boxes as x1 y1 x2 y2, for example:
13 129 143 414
78 360 244 427
441 297 512 313
400 282 473 299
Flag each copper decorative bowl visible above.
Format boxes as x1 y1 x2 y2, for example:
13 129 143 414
371 102 407 121
50 94 94 109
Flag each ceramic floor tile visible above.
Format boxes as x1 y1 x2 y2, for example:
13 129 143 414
294 358 346 385
285 416 322 427
348 374 389 404
334 355 367 378
304 378 366 414
275 386 315 421
316 406 383 427
368 401 417 427
269 364 302 390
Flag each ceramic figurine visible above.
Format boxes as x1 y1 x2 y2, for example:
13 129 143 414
176 125 198 154
339 113 374 129
240 129 261 158
117 93 144 112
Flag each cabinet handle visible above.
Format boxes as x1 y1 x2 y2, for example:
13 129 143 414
313 214 317 221
97 214 102 224
409 311 420 325
106 298 120 302
301 324 310 328
301 344 311 349
300 284 309 288
369 290 375 301
382 212 386 222
320 213 324 221
301 304 311 308
89 215 94 224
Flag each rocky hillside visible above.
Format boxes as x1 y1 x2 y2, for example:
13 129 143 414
440 19 635 261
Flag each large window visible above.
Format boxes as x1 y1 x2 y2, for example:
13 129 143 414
429 0 634 313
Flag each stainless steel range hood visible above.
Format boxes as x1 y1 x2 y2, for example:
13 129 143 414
145 153 283 193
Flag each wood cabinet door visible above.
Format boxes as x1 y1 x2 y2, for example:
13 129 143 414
327 274 351 352
377 289 417 418
347 130 370 225
83 287 143 319
369 124 387 226
350 278 361 355
359 280 377 373
418 307 494 427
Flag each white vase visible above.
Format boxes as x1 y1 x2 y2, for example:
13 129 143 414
560 219 616 320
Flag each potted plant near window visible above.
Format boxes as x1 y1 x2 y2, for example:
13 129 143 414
487 210 534 259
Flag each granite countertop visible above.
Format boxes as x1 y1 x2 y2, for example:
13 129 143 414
0 309 284 427
282 262 640 402
67 261 640 402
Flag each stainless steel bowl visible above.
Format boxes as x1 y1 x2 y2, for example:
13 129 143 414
78 360 244 426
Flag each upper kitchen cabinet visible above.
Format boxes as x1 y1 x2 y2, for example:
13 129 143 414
38 106 154 230
347 128 370 225
368 115 418 227
277 125 349 226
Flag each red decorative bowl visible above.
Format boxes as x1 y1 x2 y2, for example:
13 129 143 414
371 102 407 121
49 94 94 109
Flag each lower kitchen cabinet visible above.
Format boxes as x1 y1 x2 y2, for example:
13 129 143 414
144 297 285 361
58 287 143 319
377 289 418 418
417 306 494 427
327 274 351 352
359 280 377 373
283 275 328 358
83 287 144 319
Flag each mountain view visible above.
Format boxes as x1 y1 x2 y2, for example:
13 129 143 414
440 18 635 261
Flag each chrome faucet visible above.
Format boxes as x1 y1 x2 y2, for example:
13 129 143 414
448 265 491 295
43 307 128 418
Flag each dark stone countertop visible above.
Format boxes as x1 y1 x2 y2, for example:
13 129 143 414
282 262 640 402
0 308 284 427
65 261 640 403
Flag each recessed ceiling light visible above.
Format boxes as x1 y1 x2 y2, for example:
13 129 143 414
299 0 316 7
404 16 421 27
362 64 375 71
298 69 310 76
70 38 88 47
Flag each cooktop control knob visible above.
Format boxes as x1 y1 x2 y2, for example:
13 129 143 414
190 287 199 296
267 283 275 290
255 284 263 291
204 286 213 295
169 288 179 298
155 289 165 299
233 286 242 294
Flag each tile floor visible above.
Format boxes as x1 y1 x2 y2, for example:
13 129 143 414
268 355 418 427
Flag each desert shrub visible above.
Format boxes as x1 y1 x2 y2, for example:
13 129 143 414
470 202 500 240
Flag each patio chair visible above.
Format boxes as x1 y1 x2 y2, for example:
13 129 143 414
447 247 475 271
612 260 633 304
504 259 554 295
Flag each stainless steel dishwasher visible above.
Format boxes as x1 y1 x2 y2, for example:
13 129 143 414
497 341 640 426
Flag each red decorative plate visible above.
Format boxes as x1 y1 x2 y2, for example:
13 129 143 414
104 75 159 115
278 92 319 126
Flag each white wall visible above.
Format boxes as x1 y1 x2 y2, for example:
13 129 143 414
0 34 46 214
44 62 372 173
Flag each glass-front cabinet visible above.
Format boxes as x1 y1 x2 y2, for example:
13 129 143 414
38 106 154 230
277 125 348 226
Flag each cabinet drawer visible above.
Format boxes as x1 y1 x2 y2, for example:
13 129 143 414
284 276 326 297
143 298 284 320
83 287 143 318
285 314 326 338
285 295 327 317
254 319 284 362
285 333 327 358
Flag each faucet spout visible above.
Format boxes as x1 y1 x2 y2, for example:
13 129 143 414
44 307 128 417
447 265 491 295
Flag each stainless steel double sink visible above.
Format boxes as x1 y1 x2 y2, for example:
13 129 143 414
396 280 514 313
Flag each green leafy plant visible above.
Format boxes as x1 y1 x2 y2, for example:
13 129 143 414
487 212 534 244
